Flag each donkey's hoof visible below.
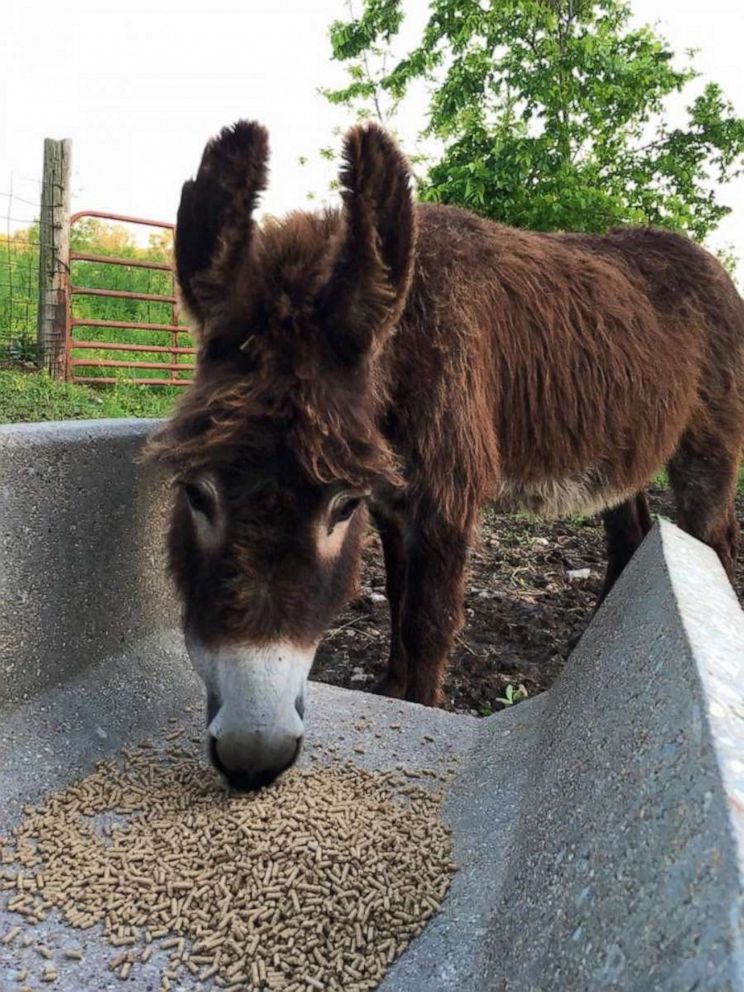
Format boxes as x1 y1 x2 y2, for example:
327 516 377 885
372 675 407 699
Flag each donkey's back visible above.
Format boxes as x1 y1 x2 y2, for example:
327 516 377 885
391 205 744 571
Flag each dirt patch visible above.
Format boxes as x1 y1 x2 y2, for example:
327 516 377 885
313 487 744 716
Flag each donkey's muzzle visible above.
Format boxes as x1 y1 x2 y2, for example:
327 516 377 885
209 733 301 791
185 636 315 790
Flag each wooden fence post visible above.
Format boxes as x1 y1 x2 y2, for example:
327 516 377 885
37 138 71 377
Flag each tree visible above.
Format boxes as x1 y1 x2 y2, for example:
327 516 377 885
325 0 744 241
300 0 406 202
324 0 404 129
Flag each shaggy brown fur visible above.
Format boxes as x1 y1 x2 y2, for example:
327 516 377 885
150 120 744 707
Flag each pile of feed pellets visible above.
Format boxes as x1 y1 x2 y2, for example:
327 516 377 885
0 730 456 992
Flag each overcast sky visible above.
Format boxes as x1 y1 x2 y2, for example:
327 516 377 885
1 0 743 273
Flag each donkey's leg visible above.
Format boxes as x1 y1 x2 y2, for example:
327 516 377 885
370 510 408 699
668 433 741 582
598 493 653 605
398 516 471 708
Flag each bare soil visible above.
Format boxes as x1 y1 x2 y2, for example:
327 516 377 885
313 487 744 715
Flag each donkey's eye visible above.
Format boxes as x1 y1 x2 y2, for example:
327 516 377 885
328 494 364 532
183 481 215 522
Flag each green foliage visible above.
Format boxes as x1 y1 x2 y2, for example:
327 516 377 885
496 683 529 707
0 369 178 424
326 0 404 123
325 0 744 239
302 0 408 202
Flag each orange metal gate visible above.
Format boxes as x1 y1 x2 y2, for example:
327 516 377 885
64 211 196 387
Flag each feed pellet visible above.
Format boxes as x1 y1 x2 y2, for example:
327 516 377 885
0 740 456 991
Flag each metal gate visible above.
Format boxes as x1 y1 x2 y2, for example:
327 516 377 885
64 211 195 386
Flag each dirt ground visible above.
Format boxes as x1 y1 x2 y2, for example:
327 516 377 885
313 487 744 716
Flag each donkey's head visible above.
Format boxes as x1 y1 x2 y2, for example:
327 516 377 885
148 121 416 789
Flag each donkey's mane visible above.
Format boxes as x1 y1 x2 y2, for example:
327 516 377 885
148 366 400 490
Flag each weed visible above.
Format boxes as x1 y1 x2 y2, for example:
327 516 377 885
496 683 529 707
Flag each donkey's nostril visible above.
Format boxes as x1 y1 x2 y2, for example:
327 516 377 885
208 735 302 791
222 765 283 792
295 693 305 720
206 692 220 726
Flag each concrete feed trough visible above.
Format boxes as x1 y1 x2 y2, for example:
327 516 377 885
1 419 743 991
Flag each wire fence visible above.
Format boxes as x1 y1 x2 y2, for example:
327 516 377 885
0 177 44 364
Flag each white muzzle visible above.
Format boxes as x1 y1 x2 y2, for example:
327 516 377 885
186 635 315 788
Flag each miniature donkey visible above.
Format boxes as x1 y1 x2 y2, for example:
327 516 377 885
149 121 744 789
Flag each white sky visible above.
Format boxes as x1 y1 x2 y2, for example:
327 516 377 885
1 0 743 274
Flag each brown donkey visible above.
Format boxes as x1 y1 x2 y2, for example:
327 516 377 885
149 120 744 789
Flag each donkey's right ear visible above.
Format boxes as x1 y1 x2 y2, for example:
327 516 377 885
175 121 269 328
317 123 416 366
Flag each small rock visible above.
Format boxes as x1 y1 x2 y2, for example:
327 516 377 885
369 591 387 605
567 568 591 581
94 726 107 740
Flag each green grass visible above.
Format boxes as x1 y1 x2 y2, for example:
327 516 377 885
0 369 179 424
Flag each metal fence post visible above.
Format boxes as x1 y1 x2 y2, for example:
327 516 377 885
37 138 71 377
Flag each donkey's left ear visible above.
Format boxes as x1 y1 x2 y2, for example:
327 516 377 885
319 123 417 364
175 121 269 330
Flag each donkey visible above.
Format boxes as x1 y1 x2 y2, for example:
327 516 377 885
149 120 744 790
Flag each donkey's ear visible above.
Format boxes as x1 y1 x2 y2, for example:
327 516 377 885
319 123 416 364
175 121 269 327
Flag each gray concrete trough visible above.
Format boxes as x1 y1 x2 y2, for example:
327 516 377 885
1 419 743 991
